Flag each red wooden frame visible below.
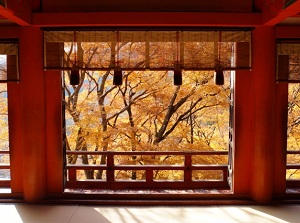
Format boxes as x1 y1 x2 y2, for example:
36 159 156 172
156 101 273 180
0 151 10 188
65 150 230 190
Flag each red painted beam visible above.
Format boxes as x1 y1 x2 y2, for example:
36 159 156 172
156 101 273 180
32 12 262 27
276 26 300 38
0 5 30 26
0 27 20 38
264 0 300 25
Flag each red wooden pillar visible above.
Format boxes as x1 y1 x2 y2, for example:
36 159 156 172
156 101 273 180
19 27 47 202
232 70 253 196
251 26 276 203
45 70 64 194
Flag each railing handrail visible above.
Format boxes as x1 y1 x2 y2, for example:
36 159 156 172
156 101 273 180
66 150 228 156
0 164 10 169
287 150 300 154
287 164 300 169
67 164 228 170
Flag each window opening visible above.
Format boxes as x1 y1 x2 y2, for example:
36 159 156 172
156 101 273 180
0 82 10 191
277 40 300 189
0 41 19 83
287 83 300 187
63 70 231 191
0 40 19 192
45 30 251 192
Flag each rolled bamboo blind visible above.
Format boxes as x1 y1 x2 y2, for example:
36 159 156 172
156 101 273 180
0 42 19 82
44 30 251 71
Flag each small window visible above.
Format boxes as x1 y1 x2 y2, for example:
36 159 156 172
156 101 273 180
277 40 300 189
0 41 19 83
0 83 10 190
287 83 300 184
44 30 250 192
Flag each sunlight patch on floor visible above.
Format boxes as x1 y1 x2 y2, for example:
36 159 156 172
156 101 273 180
0 204 299 223
0 205 23 223
95 206 292 223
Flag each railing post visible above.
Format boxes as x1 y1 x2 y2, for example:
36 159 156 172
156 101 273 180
146 169 153 183
184 153 192 183
222 166 229 185
69 169 77 182
106 153 114 182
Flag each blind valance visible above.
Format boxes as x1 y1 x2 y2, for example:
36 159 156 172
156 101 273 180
0 42 19 82
277 41 300 82
44 30 251 71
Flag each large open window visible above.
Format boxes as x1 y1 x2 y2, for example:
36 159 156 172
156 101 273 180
277 40 300 189
0 40 18 192
44 30 251 192
0 87 9 190
62 70 231 191
287 83 300 186
0 83 9 189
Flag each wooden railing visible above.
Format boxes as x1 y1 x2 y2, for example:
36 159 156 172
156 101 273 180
65 150 230 190
0 150 10 188
287 150 300 188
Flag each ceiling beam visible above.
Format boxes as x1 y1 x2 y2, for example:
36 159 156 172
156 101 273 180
0 27 20 38
0 1 31 26
276 25 300 38
263 0 300 25
32 12 262 27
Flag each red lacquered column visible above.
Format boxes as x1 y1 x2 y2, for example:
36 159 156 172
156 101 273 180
232 70 253 197
19 27 47 202
45 70 64 194
251 26 276 203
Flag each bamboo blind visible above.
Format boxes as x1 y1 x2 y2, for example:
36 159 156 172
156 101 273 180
277 41 300 82
44 30 251 71
0 42 19 82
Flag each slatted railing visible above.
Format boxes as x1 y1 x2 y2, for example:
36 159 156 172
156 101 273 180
287 150 300 188
0 150 10 188
65 151 229 190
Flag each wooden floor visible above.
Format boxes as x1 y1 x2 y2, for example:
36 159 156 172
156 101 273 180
0 204 299 223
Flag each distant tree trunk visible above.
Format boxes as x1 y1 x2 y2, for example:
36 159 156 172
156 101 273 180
95 106 109 179
190 102 194 144
122 80 138 180
95 71 111 179
153 86 198 144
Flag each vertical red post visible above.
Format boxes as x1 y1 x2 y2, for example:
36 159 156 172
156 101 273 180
146 169 153 183
45 70 64 194
232 70 253 196
106 153 115 182
184 154 192 183
251 26 276 203
68 169 77 182
19 27 47 202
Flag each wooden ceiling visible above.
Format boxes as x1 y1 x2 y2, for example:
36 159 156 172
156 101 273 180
0 0 300 27
41 0 254 13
